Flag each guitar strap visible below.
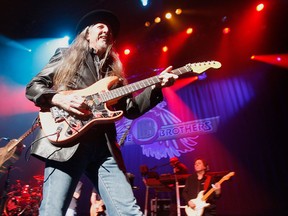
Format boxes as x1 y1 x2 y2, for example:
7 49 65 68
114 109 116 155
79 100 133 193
118 125 132 147
204 174 212 191
93 54 101 80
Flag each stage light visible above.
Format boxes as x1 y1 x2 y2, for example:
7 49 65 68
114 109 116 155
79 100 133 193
154 17 161 23
63 36 70 40
175 9 182 15
144 21 151 27
48 37 69 47
222 16 228 23
165 12 172 20
0 34 32 52
256 3 264 12
222 27 230 34
198 73 207 80
124 49 131 55
162 46 168 52
186 28 193 35
250 54 288 69
141 0 148 7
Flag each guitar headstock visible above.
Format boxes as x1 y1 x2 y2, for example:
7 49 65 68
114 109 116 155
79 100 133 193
186 61 222 74
223 171 235 181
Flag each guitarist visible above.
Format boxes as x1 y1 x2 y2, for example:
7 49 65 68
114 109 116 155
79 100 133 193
182 158 221 216
25 9 178 216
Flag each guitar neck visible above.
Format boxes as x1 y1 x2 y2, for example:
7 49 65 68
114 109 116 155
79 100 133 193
202 172 235 201
7 123 39 152
201 180 222 201
100 63 206 103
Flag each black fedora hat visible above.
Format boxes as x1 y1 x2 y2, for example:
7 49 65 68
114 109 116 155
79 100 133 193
76 9 120 37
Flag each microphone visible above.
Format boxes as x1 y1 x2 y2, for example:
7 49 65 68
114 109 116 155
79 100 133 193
0 137 10 141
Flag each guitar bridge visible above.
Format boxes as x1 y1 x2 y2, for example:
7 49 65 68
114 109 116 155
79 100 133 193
65 117 83 135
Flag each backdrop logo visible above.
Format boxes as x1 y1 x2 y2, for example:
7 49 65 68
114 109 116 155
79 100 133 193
132 117 159 145
117 101 220 159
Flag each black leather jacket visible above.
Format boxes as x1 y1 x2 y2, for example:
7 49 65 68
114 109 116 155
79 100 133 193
25 48 164 163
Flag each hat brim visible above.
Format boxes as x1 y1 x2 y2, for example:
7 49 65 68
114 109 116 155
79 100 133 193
76 10 120 38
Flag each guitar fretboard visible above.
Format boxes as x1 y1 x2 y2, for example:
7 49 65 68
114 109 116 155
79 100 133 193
100 65 191 102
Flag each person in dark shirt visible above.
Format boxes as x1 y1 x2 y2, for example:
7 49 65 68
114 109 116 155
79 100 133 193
169 157 188 175
182 158 221 216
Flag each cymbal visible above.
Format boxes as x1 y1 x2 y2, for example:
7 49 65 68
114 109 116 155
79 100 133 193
33 175 44 181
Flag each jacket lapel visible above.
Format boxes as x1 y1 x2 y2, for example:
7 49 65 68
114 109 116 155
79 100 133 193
85 53 97 76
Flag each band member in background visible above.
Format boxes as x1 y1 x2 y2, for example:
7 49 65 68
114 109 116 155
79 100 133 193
182 158 221 216
169 157 189 175
25 9 178 215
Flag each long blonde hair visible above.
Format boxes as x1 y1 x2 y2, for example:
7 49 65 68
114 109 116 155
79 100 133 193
53 27 124 90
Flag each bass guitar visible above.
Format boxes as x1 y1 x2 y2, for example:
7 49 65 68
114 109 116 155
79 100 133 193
185 171 235 216
39 61 221 146
0 122 40 174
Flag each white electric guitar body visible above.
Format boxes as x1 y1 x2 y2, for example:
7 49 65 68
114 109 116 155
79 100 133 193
185 190 210 216
185 172 235 216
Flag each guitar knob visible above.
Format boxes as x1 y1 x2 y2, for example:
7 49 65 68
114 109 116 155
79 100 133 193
66 128 73 135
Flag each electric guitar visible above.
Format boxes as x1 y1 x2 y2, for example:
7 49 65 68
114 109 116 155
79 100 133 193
39 61 221 146
0 122 40 172
185 171 235 216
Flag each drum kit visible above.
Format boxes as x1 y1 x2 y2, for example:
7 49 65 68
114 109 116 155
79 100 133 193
3 175 43 216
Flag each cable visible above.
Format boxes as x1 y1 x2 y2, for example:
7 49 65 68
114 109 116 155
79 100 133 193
24 130 60 162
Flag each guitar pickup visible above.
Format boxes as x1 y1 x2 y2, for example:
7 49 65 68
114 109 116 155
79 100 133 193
50 106 68 123
89 94 102 106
